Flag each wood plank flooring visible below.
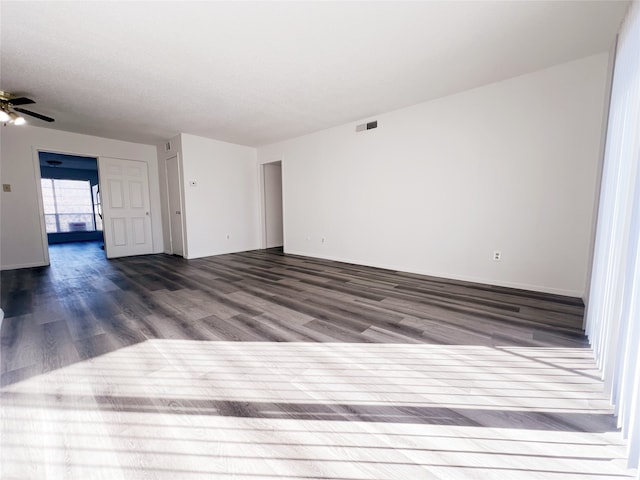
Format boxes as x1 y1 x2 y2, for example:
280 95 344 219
0 241 634 479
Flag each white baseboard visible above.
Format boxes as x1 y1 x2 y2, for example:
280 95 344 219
1 261 49 271
283 249 582 299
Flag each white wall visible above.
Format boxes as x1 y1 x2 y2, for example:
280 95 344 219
258 54 610 297
0 125 163 270
179 133 259 258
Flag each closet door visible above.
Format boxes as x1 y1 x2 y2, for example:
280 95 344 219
99 157 153 258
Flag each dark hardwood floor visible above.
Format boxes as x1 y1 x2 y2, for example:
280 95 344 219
0 242 633 479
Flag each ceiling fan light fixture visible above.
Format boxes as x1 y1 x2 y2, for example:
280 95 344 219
9 112 26 125
0 91 55 124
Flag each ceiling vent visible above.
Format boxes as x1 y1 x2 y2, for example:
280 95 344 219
356 120 378 132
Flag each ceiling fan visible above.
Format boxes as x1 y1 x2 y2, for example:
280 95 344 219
0 89 55 124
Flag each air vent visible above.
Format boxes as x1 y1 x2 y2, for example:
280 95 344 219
356 120 378 132
164 141 172 152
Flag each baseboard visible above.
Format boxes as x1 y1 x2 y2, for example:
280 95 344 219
186 246 261 260
283 249 583 299
1 261 49 271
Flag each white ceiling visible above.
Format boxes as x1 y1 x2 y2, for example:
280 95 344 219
0 1 629 147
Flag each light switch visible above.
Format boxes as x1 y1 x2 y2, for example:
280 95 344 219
2 184 11 193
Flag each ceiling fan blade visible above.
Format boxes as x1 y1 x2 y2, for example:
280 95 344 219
10 97 35 106
14 108 55 122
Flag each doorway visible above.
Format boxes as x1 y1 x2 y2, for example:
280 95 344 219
38 151 105 267
165 155 184 256
262 161 283 249
39 152 103 246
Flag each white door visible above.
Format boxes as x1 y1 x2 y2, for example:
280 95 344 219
165 155 184 256
99 157 153 258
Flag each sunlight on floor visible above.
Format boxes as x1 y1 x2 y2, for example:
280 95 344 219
0 341 635 479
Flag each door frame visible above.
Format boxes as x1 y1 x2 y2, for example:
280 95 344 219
31 146 103 266
164 154 185 256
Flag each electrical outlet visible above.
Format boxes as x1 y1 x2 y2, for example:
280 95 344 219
493 251 502 261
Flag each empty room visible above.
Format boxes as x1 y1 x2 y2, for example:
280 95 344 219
1 1 639 479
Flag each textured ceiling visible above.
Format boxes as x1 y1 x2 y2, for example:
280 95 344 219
0 1 630 147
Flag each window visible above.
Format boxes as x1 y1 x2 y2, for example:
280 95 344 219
41 179 101 233
585 1 640 472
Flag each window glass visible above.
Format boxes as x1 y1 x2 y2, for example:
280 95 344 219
40 179 99 233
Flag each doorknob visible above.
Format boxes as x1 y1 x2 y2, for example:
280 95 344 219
176 211 181 214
